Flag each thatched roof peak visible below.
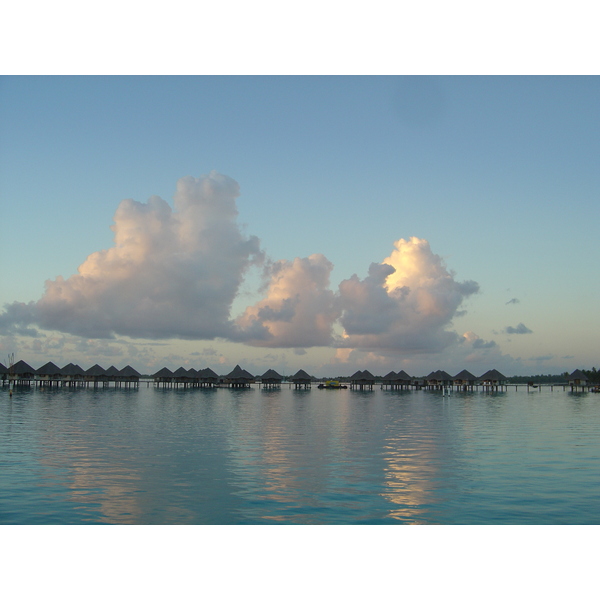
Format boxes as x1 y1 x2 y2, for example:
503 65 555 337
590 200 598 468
361 370 375 381
119 365 141 378
12 360 36 374
153 367 174 378
261 369 282 380
85 364 107 376
479 369 506 381
291 369 311 381
37 361 62 376
61 363 85 376
227 365 253 379
569 369 588 380
453 369 476 381
200 367 219 380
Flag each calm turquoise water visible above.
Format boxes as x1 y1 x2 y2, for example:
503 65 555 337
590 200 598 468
1 384 599 524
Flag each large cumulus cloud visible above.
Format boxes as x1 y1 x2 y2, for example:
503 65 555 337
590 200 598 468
233 254 338 347
235 237 479 353
335 237 480 353
0 173 479 358
0 171 263 340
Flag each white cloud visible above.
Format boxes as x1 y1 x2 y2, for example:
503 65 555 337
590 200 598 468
233 254 339 347
1 171 263 340
0 175 482 368
336 237 479 353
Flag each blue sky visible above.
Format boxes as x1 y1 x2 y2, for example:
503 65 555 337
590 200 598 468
1 75 598 377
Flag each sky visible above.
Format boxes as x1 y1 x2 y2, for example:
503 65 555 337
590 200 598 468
1 75 597 378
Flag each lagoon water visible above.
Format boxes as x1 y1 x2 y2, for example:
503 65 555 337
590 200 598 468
1 383 599 525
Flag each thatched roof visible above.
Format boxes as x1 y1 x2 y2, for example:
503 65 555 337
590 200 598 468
105 366 121 378
119 365 141 378
61 363 86 376
479 369 506 382
36 361 62 376
12 360 36 375
361 370 375 381
226 365 253 380
427 370 452 381
85 364 107 377
350 370 364 380
453 369 476 381
200 367 219 381
173 367 190 378
569 369 588 381
291 369 311 381
0 362 7 374
382 371 398 381
261 369 282 381
153 367 174 378
397 370 412 381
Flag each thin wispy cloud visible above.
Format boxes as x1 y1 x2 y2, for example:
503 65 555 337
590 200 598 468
506 298 520 305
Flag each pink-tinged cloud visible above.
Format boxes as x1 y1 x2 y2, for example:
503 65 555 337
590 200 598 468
336 237 479 353
0 171 263 340
233 254 339 347
0 174 479 359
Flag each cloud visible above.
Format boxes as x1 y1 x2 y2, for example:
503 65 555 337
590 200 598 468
336 237 479 353
1 171 263 340
0 174 480 363
506 298 520 305
233 254 339 347
505 323 533 335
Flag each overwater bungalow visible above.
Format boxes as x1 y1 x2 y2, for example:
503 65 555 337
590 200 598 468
453 369 477 391
117 365 141 388
350 370 375 390
479 369 507 391
199 367 219 387
425 370 452 390
105 366 121 382
61 363 86 387
0 362 7 385
381 371 398 389
291 369 312 389
187 368 200 387
568 369 589 392
153 367 174 387
11 360 36 386
36 361 63 387
225 365 254 388
85 364 108 387
173 366 192 388
397 370 413 389
381 371 412 390
260 369 283 388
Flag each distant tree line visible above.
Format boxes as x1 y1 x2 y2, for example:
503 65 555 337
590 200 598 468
580 367 600 383
507 368 600 384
